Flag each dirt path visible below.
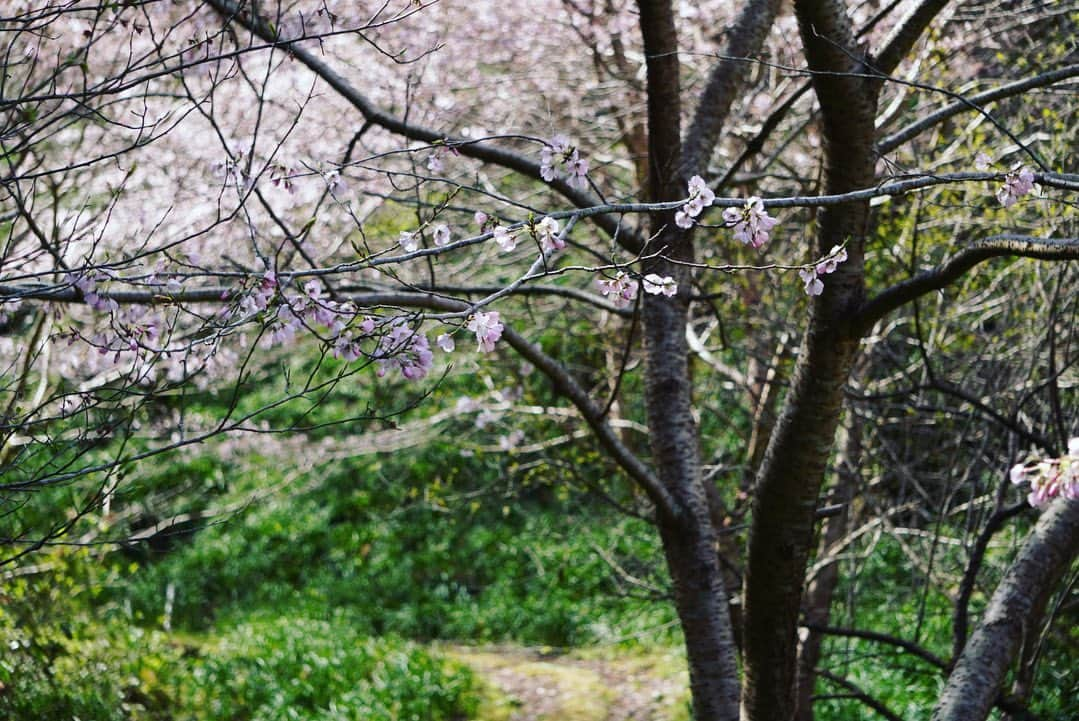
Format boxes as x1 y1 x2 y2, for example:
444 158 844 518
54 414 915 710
445 645 689 721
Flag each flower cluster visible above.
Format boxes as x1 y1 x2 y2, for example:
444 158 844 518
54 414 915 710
467 311 504 352
540 135 589 189
798 245 848 296
722 196 777 249
1010 438 1079 508
238 271 278 317
675 175 715 228
70 271 119 313
596 271 639 309
534 216 563 253
996 167 1035 207
269 163 297 193
642 274 677 297
373 319 434 380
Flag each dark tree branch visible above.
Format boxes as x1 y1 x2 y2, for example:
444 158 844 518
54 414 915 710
932 498 1079 721
951 500 1029 662
872 0 951 78
817 669 906 721
681 0 782 178
855 236 1079 334
878 64 1079 154
803 623 948 669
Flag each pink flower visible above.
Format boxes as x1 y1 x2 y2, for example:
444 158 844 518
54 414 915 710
374 320 433 379
996 167 1035 207
433 224 452 247
493 225 517 252
499 429 525 451
399 231 419 252
535 217 563 252
467 311 504 352
816 245 848 275
1008 440 1079 508
799 268 824 296
642 274 677 297
567 151 589 189
676 175 715 228
724 196 777 249
436 333 455 352
539 134 585 187
596 271 639 308
427 151 444 174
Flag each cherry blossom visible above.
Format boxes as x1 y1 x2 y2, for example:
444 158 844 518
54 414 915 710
596 271 639 308
433 223 452 247
799 268 824 296
799 245 847 296
816 245 848 275
427 150 444 174
1009 439 1079 508
374 320 433 379
399 231 419 252
70 271 119 313
996 167 1036 207
499 429 526 451
642 274 677 297
539 135 588 188
675 175 715 228
492 225 517 252
535 216 563 252
436 333 455 352
467 311 504 352
722 196 777 248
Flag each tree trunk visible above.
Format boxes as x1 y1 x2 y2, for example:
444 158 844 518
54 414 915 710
933 498 1079 721
740 1 877 718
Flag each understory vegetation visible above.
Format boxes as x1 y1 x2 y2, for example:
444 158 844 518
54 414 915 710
3 348 1075 720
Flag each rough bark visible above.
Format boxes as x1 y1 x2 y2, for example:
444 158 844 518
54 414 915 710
740 0 877 719
932 498 1079 721
794 406 860 721
636 3 741 719
681 0 783 178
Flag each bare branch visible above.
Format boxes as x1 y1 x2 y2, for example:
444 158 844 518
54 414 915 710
879 64 1079 154
856 235 1079 334
872 0 951 78
803 623 948 669
817 669 906 721
681 0 782 178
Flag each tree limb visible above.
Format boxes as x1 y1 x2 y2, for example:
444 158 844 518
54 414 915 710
871 0 951 78
932 498 1079 721
878 64 1079 154
803 623 948 669
817 669 906 721
855 235 1079 334
681 0 782 178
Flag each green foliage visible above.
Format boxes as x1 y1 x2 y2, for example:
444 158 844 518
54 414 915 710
177 618 477 721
